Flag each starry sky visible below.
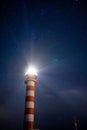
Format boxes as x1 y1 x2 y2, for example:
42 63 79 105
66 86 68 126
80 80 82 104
0 0 87 130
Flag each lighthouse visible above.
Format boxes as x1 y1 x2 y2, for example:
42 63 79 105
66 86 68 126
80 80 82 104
24 66 38 130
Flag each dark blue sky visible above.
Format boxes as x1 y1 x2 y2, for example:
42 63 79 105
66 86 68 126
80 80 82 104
0 0 87 130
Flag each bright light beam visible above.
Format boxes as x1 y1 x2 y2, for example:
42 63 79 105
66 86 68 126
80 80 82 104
25 66 38 76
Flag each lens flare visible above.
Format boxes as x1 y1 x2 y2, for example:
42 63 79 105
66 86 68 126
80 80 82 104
25 66 37 76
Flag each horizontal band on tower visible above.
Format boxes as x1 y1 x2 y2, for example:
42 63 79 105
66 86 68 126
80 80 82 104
25 101 34 108
26 96 34 102
26 90 34 97
24 121 34 129
26 81 35 86
26 86 35 91
25 108 34 114
25 114 34 122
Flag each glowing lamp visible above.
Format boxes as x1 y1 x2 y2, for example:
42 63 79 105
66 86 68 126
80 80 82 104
25 66 38 76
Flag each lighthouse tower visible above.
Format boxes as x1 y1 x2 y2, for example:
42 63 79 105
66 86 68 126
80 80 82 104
24 67 38 130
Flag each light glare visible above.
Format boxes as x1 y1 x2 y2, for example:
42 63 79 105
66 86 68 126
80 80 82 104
25 66 37 76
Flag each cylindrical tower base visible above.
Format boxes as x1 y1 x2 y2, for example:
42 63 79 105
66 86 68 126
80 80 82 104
24 74 37 130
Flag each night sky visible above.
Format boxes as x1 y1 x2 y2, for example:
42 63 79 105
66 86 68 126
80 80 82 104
0 0 87 130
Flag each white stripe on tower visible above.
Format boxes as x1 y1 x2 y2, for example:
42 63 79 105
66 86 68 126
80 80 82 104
25 101 34 108
24 76 36 130
26 90 34 96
